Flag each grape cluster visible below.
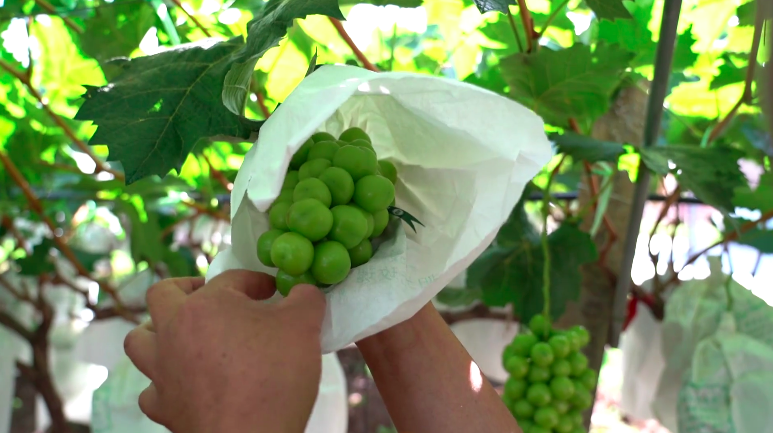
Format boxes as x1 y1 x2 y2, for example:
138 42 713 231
501 315 597 433
256 127 398 296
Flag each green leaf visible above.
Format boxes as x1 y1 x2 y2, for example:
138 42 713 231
734 172 773 212
222 0 344 116
586 0 632 21
75 38 253 184
736 1 755 27
467 245 514 293
72 248 108 273
640 145 746 213
114 200 165 265
672 25 698 72
163 247 198 277
305 48 318 77
338 0 423 6
736 226 773 253
80 0 156 62
597 0 656 67
17 239 56 276
500 43 635 127
550 132 627 163
435 287 483 307
470 0 516 14
710 55 745 90
495 183 539 247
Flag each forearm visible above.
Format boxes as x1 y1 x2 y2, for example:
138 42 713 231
356 303 521 433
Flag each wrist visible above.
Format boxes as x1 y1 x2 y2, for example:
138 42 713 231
356 302 442 357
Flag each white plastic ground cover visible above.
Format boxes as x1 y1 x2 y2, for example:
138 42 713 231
652 257 773 432
449 319 519 383
91 353 348 433
206 64 553 353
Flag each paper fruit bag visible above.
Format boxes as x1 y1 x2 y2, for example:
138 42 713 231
206 64 552 353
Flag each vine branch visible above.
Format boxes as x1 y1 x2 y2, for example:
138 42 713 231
0 150 135 323
665 208 773 288
0 59 124 181
0 310 33 341
1 215 30 253
34 0 83 33
201 153 232 191
706 3 764 143
439 304 511 325
169 0 212 37
329 17 380 72
250 81 272 119
516 0 535 52
537 0 571 39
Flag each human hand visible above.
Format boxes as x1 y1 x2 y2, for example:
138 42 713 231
123 269 327 433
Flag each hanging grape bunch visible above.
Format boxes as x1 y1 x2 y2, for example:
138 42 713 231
256 127 399 296
501 314 597 433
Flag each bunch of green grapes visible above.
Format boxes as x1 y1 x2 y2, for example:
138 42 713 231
501 314 597 433
256 127 399 296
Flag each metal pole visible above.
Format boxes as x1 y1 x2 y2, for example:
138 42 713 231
609 0 684 347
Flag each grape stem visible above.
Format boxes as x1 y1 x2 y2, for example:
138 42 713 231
541 154 567 320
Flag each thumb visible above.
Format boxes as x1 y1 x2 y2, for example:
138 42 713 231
280 284 327 328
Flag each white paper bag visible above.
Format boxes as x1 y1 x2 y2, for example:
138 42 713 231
619 299 664 420
206 64 552 353
91 353 348 433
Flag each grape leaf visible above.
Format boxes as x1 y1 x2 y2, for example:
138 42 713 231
222 0 344 116
735 226 773 253
586 0 632 21
736 1 755 27
75 38 255 184
16 239 56 276
338 0 423 6
80 0 156 62
163 247 198 277
72 248 108 273
495 182 539 247
710 55 745 90
673 26 698 72
734 172 773 212
435 287 483 307
550 132 627 162
113 200 165 265
597 0 655 67
470 0 516 14
499 43 635 128
640 145 746 214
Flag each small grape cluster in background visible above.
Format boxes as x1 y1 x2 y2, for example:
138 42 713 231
256 127 399 295
501 315 597 433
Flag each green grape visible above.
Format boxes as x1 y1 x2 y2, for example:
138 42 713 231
505 356 529 379
269 202 292 231
517 420 534 433
551 359 572 377
275 270 316 297
290 138 314 169
349 138 374 151
339 126 371 143
529 314 551 339
548 335 571 358
567 352 588 376
370 208 389 238
275 189 294 205
512 399 535 419
565 331 582 352
569 383 592 410
567 410 583 427
333 145 378 181
308 141 341 162
526 383 552 407
533 406 559 429
502 344 516 369
530 343 555 367
351 205 374 238
529 426 552 433
270 232 314 276
553 399 571 415
502 393 514 410
378 160 397 185
511 333 539 357
353 175 395 213
554 415 575 433
310 241 351 284
282 171 300 191
329 205 369 249
336 140 349 147
550 377 576 401
504 378 527 400
256 229 285 267
312 132 336 143
348 239 373 267
293 178 332 208
527 365 551 383
318 167 355 206
299 159 332 180
286 199 333 242
577 368 598 391
571 326 591 348
569 428 587 433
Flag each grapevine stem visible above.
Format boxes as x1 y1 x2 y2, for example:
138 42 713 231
168 0 212 37
201 152 232 191
329 17 380 72
0 150 135 322
33 0 83 33
0 59 125 181
516 0 534 52
707 3 764 143
541 155 567 319
536 0 571 39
